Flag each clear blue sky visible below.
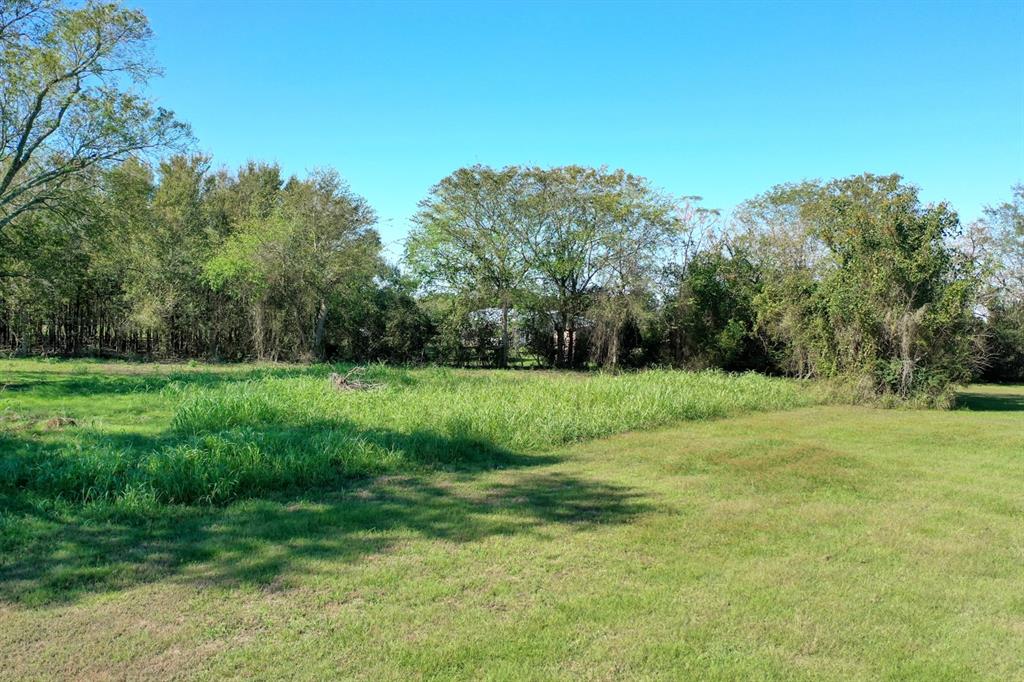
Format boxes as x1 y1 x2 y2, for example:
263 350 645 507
132 0 1023 252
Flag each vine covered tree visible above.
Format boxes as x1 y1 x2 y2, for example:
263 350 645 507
737 174 982 401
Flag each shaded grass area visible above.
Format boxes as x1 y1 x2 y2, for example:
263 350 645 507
0 361 1021 679
0 358 820 606
956 383 1024 412
0 471 643 607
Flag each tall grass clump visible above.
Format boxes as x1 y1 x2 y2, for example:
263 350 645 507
171 367 818 450
3 367 825 507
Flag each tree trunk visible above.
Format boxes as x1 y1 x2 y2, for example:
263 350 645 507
16 331 29 357
552 311 564 368
253 302 266 360
608 323 620 370
313 299 329 362
567 322 576 368
499 298 510 369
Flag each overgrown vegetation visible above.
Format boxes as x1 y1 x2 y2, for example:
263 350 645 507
972 184 1024 382
1 3 1020 678
0 359 821 507
728 175 984 402
1 2 1020 402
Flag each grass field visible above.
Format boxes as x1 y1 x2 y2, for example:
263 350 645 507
0 360 818 507
1 360 1022 679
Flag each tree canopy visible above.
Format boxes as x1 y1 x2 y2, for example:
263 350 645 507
0 0 188 242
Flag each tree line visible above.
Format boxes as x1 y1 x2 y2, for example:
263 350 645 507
1 1 1021 402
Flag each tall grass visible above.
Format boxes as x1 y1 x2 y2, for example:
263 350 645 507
3 367 824 506
173 367 818 447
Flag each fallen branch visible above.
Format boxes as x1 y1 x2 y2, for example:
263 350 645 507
329 367 382 391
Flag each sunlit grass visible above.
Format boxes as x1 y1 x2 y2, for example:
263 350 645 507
172 366 819 451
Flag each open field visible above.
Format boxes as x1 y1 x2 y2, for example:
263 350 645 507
1 360 1022 679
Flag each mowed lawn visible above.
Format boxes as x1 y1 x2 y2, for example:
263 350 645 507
0 361 1022 679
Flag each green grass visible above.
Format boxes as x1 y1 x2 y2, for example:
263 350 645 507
1 360 819 506
0 360 1021 679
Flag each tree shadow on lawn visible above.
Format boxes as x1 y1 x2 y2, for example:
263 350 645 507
956 390 1024 412
0 364 335 399
0 423 652 608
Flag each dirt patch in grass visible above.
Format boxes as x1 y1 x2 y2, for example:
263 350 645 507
44 416 78 429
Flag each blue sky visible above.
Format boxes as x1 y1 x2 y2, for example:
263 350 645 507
132 0 1023 251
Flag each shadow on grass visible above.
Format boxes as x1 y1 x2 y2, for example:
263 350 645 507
956 391 1024 412
1 363 652 607
0 364 332 399
0 420 650 608
0 471 649 608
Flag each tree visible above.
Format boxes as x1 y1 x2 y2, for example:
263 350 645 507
0 0 188 245
329 266 433 363
970 184 1024 381
519 166 684 368
738 174 982 401
117 154 231 356
407 166 529 367
660 246 767 371
729 182 828 377
409 165 705 369
205 168 380 361
982 184 1024 296
283 170 380 360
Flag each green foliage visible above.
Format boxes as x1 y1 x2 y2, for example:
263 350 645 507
517 166 691 368
736 174 982 401
407 166 529 367
203 167 381 361
1 156 388 362
327 268 434 363
973 185 1024 382
0 162 996 403
660 249 768 371
982 301 1024 382
0 0 189 237
408 165 705 369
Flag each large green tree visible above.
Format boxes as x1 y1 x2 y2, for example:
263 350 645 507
738 174 982 401
660 246 767 371
205 168 380 361
407 166 529 367
0 0 187 243
408 165 694 368
518 166 684 368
